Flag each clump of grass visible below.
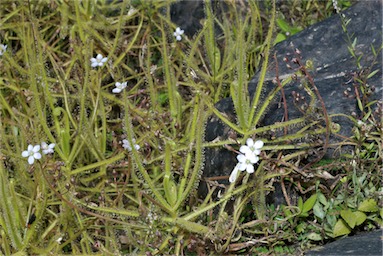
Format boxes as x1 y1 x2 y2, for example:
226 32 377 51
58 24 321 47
0 0 380 255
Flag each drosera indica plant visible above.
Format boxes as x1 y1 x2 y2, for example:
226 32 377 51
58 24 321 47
0 0 215 253
0 0 378 255
0 1 274 255
0 0 267 253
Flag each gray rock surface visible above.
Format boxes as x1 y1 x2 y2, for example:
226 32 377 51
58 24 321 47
306 229 383 256
253 0 382 136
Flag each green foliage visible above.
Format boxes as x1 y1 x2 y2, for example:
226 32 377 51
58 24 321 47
0 0 380 255
274 18 302 44
298 194 317 217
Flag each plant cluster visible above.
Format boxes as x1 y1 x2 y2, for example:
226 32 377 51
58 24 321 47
0 0 380 255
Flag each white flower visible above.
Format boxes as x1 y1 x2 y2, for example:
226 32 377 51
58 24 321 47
56 237 63 244
112 82 127 94
229 138 264 183
0 44 7 56
22 144 42 165
41 142 55 155
229 152 259 183
173 27 184 41
237 152 259 173
90 54 108 67
122 139 140 151
240 138 264 156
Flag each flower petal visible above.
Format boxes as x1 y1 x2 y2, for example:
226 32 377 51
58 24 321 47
229 164 240 183
239 145 251 155
28 156 35 165
34 152 42 160
246 164 255 173
33 145 40 152
254 140 264 149
22 150 29 157
246 153 258 163
237 154 246 163
237 162 247 171
246 138 254 147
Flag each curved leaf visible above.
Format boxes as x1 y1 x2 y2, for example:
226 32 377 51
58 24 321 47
333 219 351 237
302 194 317 214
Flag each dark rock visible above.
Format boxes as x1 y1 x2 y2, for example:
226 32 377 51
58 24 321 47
254 0 382 137
305 229 383 256
170 0 206 37
170 0 229 37
202 0 382 192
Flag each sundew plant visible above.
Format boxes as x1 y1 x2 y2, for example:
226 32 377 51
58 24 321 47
0 0 381 255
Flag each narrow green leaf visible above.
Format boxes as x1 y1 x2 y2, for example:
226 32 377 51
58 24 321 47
371 44 377 56
164 179 178 207
356 98 364 112
298 197 303 211
367 69 379 79
302 194 317 214
249 0 276 127
276 18 291 32
352 37 357 49
70 152 125 175
167 217 209 235
163 143 178 207
204 0 221 75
